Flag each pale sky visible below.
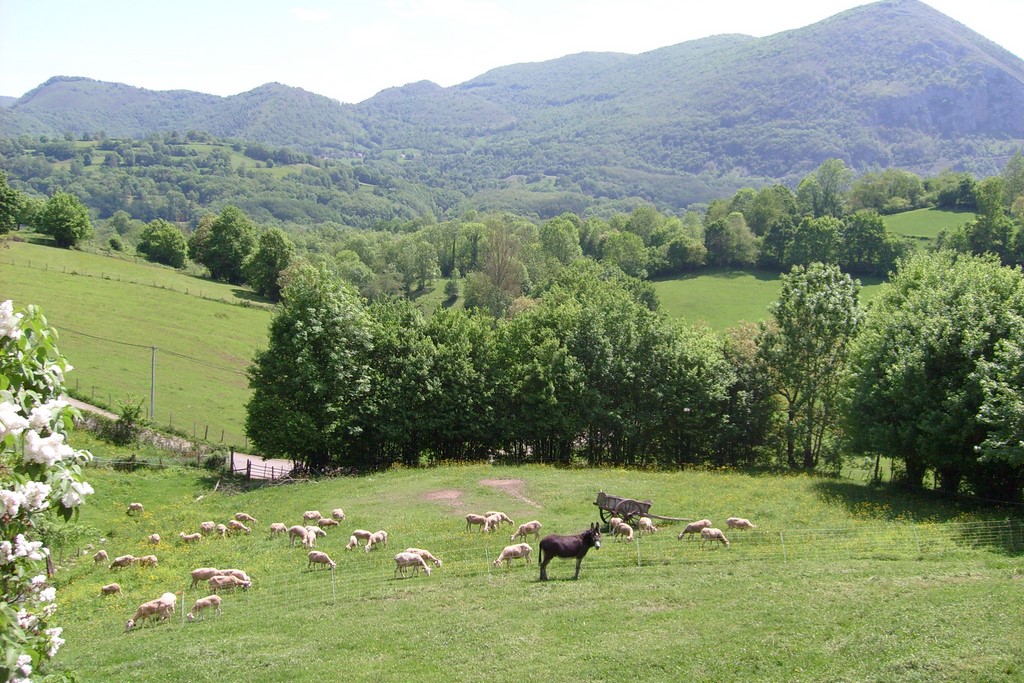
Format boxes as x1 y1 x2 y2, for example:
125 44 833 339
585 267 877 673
1 0 1021 104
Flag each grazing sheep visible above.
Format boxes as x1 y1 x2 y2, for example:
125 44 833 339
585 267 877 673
305 525 327 538
199 521 216 535
109 554 135 570
483 511 515 527
135 554 158 568
186 595 222 622
288 525 313 548
93 549 109 563
700 527 730 549
126 502 144 516
613 522 634 542
677 519 713 540
215 524 228 537
350 529 373 541
345 535 359 551
227 520 251 535
179 532 201 543
217 568 252 583
637 517 658 534
302 510 322 522
726 517 757 531
155 591 178 614
208 575 251 592
331 508 346 521
483 514 503 533
190 567 221 589
308 551 337 570
100 583 121 596
147 533 161 545
125 596 173 631
317 517 340 528
234 512 258 524
607 517 623 532
493 543 533 568
364 530 388 552
404 548 443 568
465 514 489 532
393 551 431 578
269 522 287 536
511 520 543 542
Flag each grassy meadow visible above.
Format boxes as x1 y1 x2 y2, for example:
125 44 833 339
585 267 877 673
883 207 973 245
49 449 1024 683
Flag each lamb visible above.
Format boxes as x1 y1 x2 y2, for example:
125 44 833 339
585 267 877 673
511 520 543 542
700 527 730 549
677 519 713 540
613 522 634 542
179 532 201 543
317 517 340 528
305 525 327 538
607 517 623 532
726 517 757 531
288 525 312 547
302 510 322 522
135 554 158 567
190 567 222 588
307 551 336 570
100 583 121 595
126 502 144 516
483 514 503 533
466 514 489 532
637 517 658 534
125 595 174 631
155 591 178 615
215 524 228 537
93 549 109 563
393 551 432 578
483 511 515 527
404 548 443 568
234 512 258 524
147 533 161 545
331 508 346 521
186 595 222 622
350 529 373 542
345 535 359 550
493 543 533 568
217 568 252 584
269 522 287 536
364 530 388 552
228 520 251 535
109 554 135 570
199 521 216 535
208 575 251 592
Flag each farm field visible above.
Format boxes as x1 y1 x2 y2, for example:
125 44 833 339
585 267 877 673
50 451 1024 683
883 207 973 244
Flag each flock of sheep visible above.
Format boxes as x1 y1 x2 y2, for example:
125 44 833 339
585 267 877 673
102 500 758 632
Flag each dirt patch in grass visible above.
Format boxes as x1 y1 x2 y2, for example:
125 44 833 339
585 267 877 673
423 489 465 510
479 479 542 508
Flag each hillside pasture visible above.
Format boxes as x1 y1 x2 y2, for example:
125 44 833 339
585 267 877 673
50 460 1024 682
883 207 974 244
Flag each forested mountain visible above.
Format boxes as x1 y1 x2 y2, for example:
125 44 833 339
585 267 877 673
2 0 1023 210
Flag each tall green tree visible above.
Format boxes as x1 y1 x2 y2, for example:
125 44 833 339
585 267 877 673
796 158 853 218
197 206 257 284
758 263 862 470
245 227 295 301
37 191 92 248
137 219 188 268
0 171 22 235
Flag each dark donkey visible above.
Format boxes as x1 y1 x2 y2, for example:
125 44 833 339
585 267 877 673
538 522 601 581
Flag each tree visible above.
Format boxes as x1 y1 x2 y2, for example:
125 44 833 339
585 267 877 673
0 171 22 235
539 214 583 265
846 251 1024 499
245 265 373 472
37 191 92 248
602 231 648 278
758 263 862 470
137 219 188 268
785 216 842 267
196 206 257 284
704 212 758 268
796 158 853 218
840 210 908 275
245 227 295 301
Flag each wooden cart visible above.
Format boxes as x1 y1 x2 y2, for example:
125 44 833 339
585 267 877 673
594 491 691 524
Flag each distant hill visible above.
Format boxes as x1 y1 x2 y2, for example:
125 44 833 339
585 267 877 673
2 0 1023 210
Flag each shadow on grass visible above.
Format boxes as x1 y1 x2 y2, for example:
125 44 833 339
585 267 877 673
812 479 1002 523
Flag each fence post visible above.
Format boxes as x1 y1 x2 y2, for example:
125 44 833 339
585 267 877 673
246 460 251 480
779 531 787 561
230 447 235 473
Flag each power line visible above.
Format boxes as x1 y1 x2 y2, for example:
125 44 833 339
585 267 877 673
60 326 249 377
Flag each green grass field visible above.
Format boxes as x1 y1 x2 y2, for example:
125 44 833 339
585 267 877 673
883 207 974 243
49 449 1024 683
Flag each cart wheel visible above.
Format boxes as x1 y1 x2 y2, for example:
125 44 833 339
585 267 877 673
598 507 612 524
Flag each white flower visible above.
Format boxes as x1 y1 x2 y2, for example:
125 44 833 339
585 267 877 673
1 489 26 517
24 430 73 466
45 627 64 657
16 608 36 630
37 586 56 604
18 481 51 511
14 534 46 561
0 300 24 340
61 480 94 508
29 399 67 432
16 653 32 676
0 401 30 439
0 540 12 563
30 574 47 588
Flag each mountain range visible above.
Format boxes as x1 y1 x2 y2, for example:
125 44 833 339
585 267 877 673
3 0 1024 210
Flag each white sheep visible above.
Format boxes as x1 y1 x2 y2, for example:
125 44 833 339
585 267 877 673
393 551 431 578
700 527 730 549
269 522 287 536
147 533 161 545
134 554 158 567
305 525 327 538
607 516 623 531
215 524 228 537
100 582 121 596
126 502 144 516
227 520 251 535
288 525 313 547
93 549 109 563
308 550 336 570
317 517 340 528
302 510 322 522
465 513 489 532
613 522 634 542
345 535 359 550
331 508 346 520
637 517 658 534
179 532 201 543
404 547 443 568
483 514 503 533
125 595 173 631
217 568 252 583
677 519 712 540
190 567 222 588
208 575 251 592
483 511 515 527
234 512 258 524
364 530 388 552
186 595 222 622
726 517 757 531
511 520 543 542
493 543 533 568
350 529 373 541
199 521 216 535
109 554 135 570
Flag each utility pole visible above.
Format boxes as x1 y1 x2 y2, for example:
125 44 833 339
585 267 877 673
150 347 157 420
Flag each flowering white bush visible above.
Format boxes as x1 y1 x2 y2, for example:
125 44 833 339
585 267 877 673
1 301 93 681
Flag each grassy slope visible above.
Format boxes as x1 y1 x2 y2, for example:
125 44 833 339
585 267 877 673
0 237 272 445
883 207 974 243
51 453 1024 683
